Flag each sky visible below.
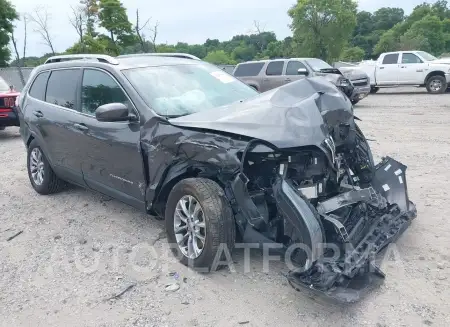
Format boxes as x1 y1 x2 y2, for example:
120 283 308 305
11 0 439 57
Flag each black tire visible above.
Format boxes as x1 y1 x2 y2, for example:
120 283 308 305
426 75 447 94
27 139 65 195
0 126 5 130
370 87 379 94
165 178 236 271
351 99 359 105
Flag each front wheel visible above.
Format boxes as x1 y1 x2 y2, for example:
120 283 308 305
426 75 447 94
165 178 236 271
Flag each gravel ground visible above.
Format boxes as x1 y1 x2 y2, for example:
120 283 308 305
1 87 449 327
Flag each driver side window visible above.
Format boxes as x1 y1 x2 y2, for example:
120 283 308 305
81 69 129 116
402 53 423 64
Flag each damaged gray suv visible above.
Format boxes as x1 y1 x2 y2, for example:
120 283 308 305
18 53 416 303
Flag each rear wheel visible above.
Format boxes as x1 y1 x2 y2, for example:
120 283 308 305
165 178 235 271
27 140 65 194
426 75 447 94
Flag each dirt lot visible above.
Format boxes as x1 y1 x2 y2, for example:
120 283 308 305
1 87 449 327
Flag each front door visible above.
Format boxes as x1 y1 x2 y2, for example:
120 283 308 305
76 68 146 210
260 61 286 92
376 53 400 85
398 52 427 84
284 60 309 84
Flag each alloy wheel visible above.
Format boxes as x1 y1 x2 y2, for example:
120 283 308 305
173 195 207 259
30 148 45 186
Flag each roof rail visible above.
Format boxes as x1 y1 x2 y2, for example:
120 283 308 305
44 54 119 65
117 53 201 60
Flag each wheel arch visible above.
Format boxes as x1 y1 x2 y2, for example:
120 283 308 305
149 162 225 217
424 71 446 84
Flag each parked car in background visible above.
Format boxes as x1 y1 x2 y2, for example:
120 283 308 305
338 67 371 104
232 58 370 104
350 50 450 94
0 76 20 130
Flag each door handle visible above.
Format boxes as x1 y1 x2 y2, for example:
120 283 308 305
379 67 385 69
401 66 406 68
263 78 269 81
74 123 88 131
285 78 291 81
33 110 43 118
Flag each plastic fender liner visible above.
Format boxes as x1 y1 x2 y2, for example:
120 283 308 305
272 176 325 266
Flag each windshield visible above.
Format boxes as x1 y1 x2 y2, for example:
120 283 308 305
122 63 259 116
305 59 333 71
417 51 437 61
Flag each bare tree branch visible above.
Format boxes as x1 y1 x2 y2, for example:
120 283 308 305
135 9 151 53
69 5 87 51
22 13 28 64
253 20 266 34
149 21 159 52
29 6 56 54
10 29 26 87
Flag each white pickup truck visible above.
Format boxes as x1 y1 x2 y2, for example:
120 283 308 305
351 50 450 94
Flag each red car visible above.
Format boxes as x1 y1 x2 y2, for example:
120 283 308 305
0 76 20 130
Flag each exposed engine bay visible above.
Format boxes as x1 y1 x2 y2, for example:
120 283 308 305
164 76 417 303
229 121 416 303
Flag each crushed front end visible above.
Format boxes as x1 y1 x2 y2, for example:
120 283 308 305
231 126 416 303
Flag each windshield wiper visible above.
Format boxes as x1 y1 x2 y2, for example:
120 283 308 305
164 113 191 119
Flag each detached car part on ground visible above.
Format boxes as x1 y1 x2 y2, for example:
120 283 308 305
18 54 416 303
0 77 20 130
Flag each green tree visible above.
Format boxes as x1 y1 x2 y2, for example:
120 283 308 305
80 0 99 37
66 35 108 54
203 50 235 65
0 0 18 66
98 0 133 53
372 7 404 31
288 0 358 62
340 46 365 61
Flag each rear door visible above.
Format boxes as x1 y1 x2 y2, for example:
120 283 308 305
232 62 265 90
24 68 86 185
261 60 286 92
376 53 400 85
76 68 146 209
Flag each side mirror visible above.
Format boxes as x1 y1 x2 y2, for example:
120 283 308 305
298 68 309 76
95 103 136 122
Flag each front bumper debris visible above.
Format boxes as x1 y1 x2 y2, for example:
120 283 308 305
283 157 417 303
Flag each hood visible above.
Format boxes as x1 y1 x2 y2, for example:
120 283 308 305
431 58 450 64
169 77 354 149
339 67 368 80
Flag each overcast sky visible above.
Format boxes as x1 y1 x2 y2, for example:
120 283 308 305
11 0 437 57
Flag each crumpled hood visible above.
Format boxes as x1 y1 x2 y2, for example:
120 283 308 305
169 77 354 149
339 67 368 81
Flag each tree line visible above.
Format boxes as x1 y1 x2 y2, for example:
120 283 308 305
2 0 450 71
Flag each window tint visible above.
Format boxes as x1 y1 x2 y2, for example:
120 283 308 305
266 61 284 76
402 53 422 64
286 61 308 75
45 69 81 109
81 69 129 116
29 71 50 101
233 63 264 77
382 54 399 65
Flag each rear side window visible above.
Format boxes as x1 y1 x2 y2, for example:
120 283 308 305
29 71 50 101
45 69 81 110
286 61 308 75
266 61 284 76
233 63 264 77
382 54 399 65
